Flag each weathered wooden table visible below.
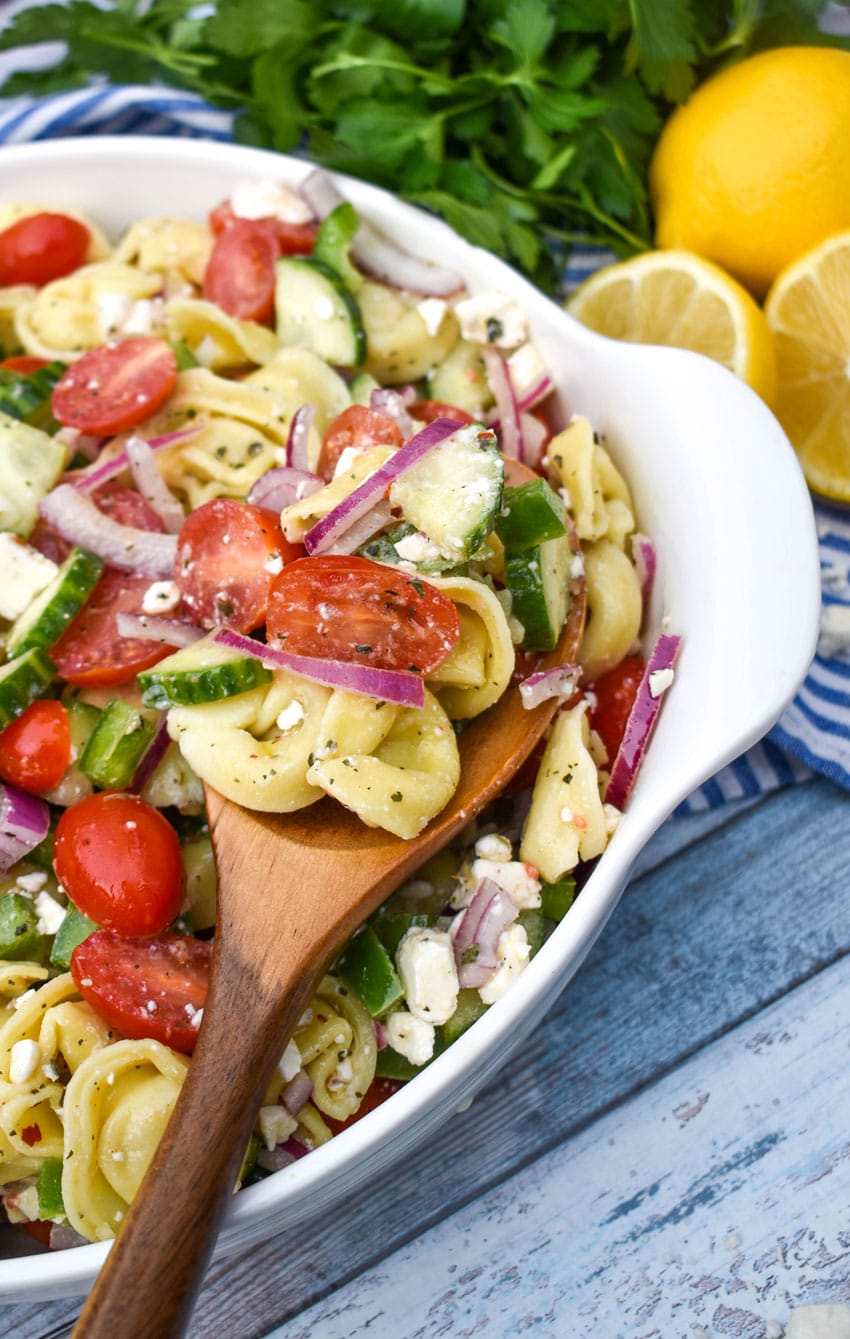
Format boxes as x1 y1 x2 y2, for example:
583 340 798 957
2 775 849 1337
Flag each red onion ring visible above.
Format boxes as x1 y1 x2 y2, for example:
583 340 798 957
518 664 580 710
0 782 50 875
38 483 178 577
124 435 185 534
453 877 518 988
286 404 317 471
605 633 682 811
247 466 323 512
130 714 172 794
482 347 523 461
73 420 206 495
115 613 203 647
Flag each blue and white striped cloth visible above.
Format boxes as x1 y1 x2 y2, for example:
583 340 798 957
0 83 845 813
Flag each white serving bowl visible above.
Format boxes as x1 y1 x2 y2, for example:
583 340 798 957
0 136 820 1301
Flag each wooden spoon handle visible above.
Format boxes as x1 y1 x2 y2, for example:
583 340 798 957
71 951 317 1339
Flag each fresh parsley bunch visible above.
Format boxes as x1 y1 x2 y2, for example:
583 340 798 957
0 0 843 291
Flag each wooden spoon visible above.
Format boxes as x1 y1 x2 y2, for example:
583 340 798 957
72 461 586 1339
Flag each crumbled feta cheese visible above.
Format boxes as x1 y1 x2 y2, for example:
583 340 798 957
603 803 622 836
332 445 369 478
478 923 531 1005
506 341 546 395
818 602 850 659
141 579 181 615
122 298 164 337
34 890 66 937
229 179 314 225
257 1103 297 1150
416 298 448 337
97 291 134 338
0 533 58 621
396 926 459 1024
9 1038 41 1084
648 666 675 698
278 1038 302 1082
454 290 528 349
264 552 284 576
2 1184 40 1223
15 871 48 895
276 700 306 733
474 832 513 862
393 531 445 565
469 858 541 910
384 1009 435 1066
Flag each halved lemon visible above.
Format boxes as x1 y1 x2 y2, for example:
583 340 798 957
765 230 850 502
566 249 777 406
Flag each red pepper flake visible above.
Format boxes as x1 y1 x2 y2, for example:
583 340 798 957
21 1123 41 1147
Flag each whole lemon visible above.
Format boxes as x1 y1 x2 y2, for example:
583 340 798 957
649 46 850 299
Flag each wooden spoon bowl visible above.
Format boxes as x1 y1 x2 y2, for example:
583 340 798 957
72 460 586 1339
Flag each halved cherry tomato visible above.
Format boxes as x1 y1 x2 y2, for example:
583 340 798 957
55 792 185 937
0 699 71 795
588 654 646 763
408 399 475 426
267 555 460 673
0 355 51 374
52 569 178 687
52 336 178 436
0 211 90 287
21 1219 53 1247
209 200 317 254
175 497 298 632
317 405 404 480
202 220 279 324
71 930 210 1054
323 1077 403 1135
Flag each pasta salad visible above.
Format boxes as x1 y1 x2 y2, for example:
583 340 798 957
0 175 678 1250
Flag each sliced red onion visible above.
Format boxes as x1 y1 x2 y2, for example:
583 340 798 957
518 412 548 470
248 465 323 512
519 664 581 710
130 714 172 794
370 387 416 438
212 628 425 708
0 783 49 874
257 1137 309 1171
604 633 682 811
56 425 103 462
321 499 393 556
304 416 459 555
482 347 522 461
39 483 178 577
631 533 657 610
49 1222 91 1252
286 403 317 471
516 373 554 413
374 1020 388 1050
453 877 518 988
282 1071 313 1117
124 435 185 534
300 169 464 296
74 420 206 495
116 612 203 647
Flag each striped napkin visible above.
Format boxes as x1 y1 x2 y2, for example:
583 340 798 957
0 82 843 813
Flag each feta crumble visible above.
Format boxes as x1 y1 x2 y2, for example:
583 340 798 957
396 926 459 1024
384 1010 435 1066
478 923 531 1005
9 1038 41 1084
141 580 181 615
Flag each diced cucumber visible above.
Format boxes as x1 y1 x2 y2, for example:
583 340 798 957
358 522 467 576
370 909 432 957
78 698 157 790
6 546 104 658
50 905 97 970
389 423 504 563
426 339 491 417
312 202 362 293
495 479 567 550
38 1158 65 1220
337 925 404 1018
0 891 48 962
137 632 273 708
540 876 576 922
275 256 366 368
39 698 101 807
437 988 487 1046
0 647 55 730
374 1046 423 1080
518 907 546 957
0 412 66 537
504 531 573 652
0 361 64 427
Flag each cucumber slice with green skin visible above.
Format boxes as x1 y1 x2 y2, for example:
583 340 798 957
50 905 98 971
0 891 47 962
0 647 56 729
137 633 273 709
389 424 504 563
496 479 567 550
312 202 362 293
358 522 468 576
349 371 380 406
0 361 65 426
437 988 487 1047
374 1045 423 1080
0 412 66 537
518 907 546 957
78 698 157 790
504 531 573 652
275 256 367 368
426 338 491 417
540 875 576 922
6 546 104 658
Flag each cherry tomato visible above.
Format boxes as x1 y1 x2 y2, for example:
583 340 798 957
175 497 298 632
202 220 279 324
71 930 210 1054
0 355 51 374
0 699 71 795
267 555 460 673
55 792 185 937
21 1220 53 1248
317 405 404 480
52 568 178 687
0 212 90 287
52 336 178 436
408 399 476 426
323 1077 403 1135
209 200 317 254
588 654 646 763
